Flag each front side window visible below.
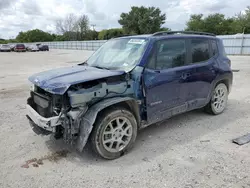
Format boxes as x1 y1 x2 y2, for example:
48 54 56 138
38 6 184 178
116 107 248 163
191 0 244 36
153 39 186 70
191 39 210 63
86 38 148 71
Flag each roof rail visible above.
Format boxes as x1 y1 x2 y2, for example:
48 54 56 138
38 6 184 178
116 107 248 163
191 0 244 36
152 31 216 37
111 34 133 39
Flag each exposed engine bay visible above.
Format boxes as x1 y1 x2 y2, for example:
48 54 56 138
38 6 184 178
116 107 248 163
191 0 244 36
27 74 135 147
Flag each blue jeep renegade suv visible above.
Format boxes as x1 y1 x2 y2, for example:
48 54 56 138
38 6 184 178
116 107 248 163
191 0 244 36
26 31 233 159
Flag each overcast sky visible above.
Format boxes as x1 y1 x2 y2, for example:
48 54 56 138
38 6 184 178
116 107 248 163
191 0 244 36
0 0 249 38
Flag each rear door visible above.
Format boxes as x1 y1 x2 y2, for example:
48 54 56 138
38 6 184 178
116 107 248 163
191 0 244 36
143 38 189 124
181 38 218 110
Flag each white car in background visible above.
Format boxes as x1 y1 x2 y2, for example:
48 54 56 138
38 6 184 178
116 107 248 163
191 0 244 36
27 45 39 52
0 44 11 52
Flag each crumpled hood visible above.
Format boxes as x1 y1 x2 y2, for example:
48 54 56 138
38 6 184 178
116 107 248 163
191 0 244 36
28 65 125 95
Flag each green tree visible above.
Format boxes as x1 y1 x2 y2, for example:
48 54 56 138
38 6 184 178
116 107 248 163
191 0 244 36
0 39 7 44
185 14 205 32
16 31 28 42
98 29 107 40
54 34 67 41
232 7 250 33
159 27 171 32
85 30 99 40
203 14 234 35
98 28 124 40
185 13 237 35
16 29 54 42
118 6 166 34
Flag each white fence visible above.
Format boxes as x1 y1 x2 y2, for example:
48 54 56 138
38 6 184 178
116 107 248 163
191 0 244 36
18 40 107 51
217 34 250 55
12 34 250 55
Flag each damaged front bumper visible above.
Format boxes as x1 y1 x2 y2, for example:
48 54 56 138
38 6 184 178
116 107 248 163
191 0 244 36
26 103 90 151
26 104 60 133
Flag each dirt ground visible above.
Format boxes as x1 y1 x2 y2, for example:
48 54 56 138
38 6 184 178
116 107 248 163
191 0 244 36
0 50 249 188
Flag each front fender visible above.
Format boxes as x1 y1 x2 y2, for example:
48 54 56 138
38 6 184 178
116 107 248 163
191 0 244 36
75 97 139 152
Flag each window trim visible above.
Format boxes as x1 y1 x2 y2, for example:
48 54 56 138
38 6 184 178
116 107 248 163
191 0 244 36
210 39 219 58
145 38 188 70
145 43 157 69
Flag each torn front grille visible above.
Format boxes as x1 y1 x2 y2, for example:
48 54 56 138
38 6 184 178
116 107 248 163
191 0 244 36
31 90 53 118
30 86 64 118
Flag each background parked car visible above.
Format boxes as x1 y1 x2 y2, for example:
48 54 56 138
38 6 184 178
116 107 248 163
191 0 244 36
27 45 39 52
10 44 15 51
0 44 11 52
14 44 26 52
38 45 49 51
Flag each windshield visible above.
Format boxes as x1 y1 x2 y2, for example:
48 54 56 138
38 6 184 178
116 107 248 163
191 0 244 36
2 45 9 47
86 38 148 71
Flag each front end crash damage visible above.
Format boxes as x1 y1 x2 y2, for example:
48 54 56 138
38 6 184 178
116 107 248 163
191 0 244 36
27 74 138 151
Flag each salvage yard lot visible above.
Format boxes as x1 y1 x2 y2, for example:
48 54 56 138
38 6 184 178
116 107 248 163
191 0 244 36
0 50 250 188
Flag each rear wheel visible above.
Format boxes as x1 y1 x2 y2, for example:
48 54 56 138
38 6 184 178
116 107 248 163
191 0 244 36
90 107 137 159
205 83 228 115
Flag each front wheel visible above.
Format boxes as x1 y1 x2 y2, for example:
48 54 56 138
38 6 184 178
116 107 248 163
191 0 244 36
90 107 137 159
205 83 228 115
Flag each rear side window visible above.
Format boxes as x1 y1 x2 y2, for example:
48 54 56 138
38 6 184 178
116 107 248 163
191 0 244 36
211 40 218 56
154 39 186 70
16 44 25 48
191 39 210 63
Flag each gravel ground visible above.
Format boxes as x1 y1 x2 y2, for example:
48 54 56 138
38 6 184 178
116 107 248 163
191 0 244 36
0 50 249 188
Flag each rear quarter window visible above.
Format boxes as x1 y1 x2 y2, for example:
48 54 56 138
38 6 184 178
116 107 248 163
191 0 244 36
191 39 210 63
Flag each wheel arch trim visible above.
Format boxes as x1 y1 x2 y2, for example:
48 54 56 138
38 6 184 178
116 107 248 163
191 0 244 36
75 97 140 152
206 73 232 105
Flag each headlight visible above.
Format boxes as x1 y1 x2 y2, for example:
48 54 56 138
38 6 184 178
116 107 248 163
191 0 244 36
30 84 35 92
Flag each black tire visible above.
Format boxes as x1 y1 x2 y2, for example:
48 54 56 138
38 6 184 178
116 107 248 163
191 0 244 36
90 107 138 159
204 83 228 115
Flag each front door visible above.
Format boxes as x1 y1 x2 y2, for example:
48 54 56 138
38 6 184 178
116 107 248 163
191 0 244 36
143 38 188 124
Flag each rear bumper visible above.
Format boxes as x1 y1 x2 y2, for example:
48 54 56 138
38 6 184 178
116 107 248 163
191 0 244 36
26 104 60 132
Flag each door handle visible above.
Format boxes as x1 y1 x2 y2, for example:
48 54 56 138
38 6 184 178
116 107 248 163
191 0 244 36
154 70 161 73
181 72 191 80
